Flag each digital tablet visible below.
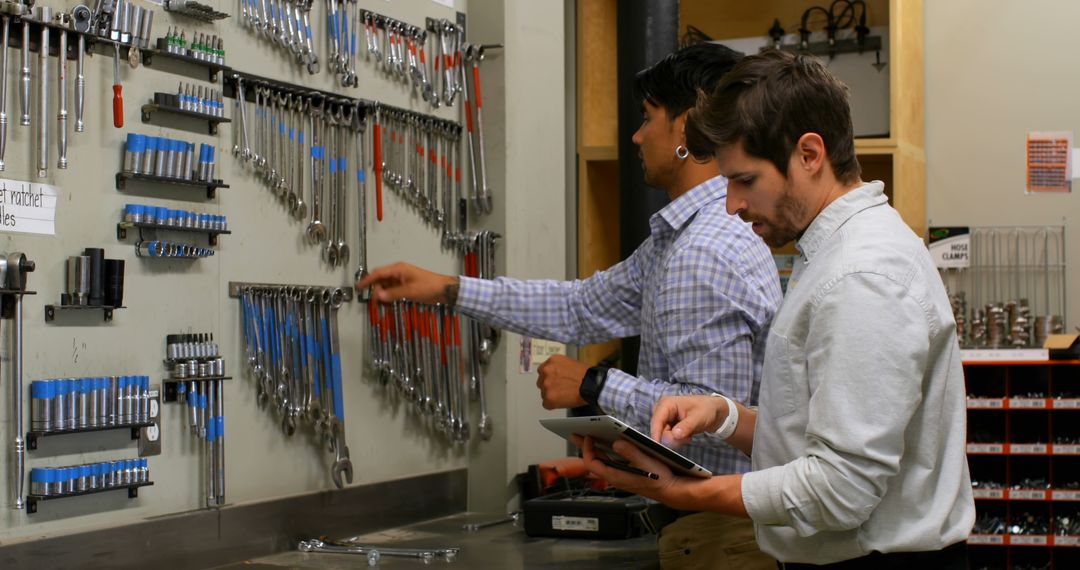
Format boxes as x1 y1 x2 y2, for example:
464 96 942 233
540 415 713 478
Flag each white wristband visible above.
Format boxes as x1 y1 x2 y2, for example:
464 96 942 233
711 394 740 440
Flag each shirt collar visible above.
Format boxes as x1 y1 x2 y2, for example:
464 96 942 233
795 180 887 262
651 176 729 235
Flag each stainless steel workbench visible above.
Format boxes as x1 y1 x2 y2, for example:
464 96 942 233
214 512 661 569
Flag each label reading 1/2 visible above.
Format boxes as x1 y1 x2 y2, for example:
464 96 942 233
551 515 599 532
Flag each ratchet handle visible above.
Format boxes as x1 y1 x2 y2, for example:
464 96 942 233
113 85 124 128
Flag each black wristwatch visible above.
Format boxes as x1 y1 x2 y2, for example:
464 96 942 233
579 366 610 407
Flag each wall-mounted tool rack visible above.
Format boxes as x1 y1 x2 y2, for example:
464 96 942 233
26 421 153 450
141 99 231 135
27 481 153 514
115 172 229 198
44 303 124 322
227 281 355 301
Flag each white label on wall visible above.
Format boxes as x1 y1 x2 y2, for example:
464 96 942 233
0 179 58 235
1055 535 1080 546
1052 490 1080 501
429 0 455 7
968 534 1004 545
1011 535 1048 546
1009 489 1047 500
551 515 599 532
519 338 568 373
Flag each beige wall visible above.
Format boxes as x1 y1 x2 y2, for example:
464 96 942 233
926 0 1080 329
0 0 565 542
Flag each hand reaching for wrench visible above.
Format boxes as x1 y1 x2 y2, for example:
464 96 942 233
357 262 458 305
535 354 589 410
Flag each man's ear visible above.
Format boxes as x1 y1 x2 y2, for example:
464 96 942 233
794 132 827 176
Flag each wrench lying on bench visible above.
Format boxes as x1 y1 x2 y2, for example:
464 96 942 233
298 538 459 565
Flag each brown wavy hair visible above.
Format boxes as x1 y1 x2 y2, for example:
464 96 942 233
685 50 861 185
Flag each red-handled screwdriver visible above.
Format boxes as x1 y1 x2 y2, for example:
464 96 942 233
112 43 123 128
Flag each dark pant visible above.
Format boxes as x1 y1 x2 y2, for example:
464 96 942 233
778 541 967 569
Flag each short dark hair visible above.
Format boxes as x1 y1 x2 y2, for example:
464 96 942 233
685 50 861 184
634 42 745 119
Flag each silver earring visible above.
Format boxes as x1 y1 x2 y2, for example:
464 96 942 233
675 145 689 160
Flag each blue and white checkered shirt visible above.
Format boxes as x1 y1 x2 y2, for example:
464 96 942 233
457 176 781 475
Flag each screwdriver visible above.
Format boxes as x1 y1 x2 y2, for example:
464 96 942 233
112 43 123 128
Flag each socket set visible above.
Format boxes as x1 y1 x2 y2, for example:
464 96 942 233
160 28 226 62
135 240 215 259
124 204 228 231
62 248 124 307
123 134 219 182
30 459 150 496
166 333 225 379
91 0 156 48
156 84 225 117
31 376 152 432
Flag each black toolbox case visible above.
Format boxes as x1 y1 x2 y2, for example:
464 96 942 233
522 489 673 539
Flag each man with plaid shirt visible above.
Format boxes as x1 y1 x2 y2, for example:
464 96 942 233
359 43 781 569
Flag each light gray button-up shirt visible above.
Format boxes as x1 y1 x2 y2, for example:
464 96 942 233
740 181 975 564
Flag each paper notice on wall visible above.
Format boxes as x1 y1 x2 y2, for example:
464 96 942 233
0 178 59 235
519 338 568 374
928 226 970 269
1026 131 1072 193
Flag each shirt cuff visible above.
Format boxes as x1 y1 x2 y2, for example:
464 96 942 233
741 466 789 526
597 367 634 413
456 276 495 317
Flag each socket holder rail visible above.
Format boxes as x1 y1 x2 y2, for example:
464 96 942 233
44 304 125 322
115 172 229 199
2 15 85 60
163 376 231 402
142 95 231 135
227 281 354 301
26 481 153 514
26 421 153 450
0 289 37 319
118 221 230 246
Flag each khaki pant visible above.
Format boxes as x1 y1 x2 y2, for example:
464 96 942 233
657 512 775 570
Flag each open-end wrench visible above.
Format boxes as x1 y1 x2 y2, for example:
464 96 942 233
303 288 323 425
298 539 460 565
352 110 369 285
336 104 351 265
463 512 519 532
469 46 493 214
233 77 252 160
323 106 339 264
328 289 353 488
293 96 309 220
56 13 71 170
306 97 328 243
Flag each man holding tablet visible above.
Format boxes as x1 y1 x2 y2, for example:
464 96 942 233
578 50 975 569
360 42 782 569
